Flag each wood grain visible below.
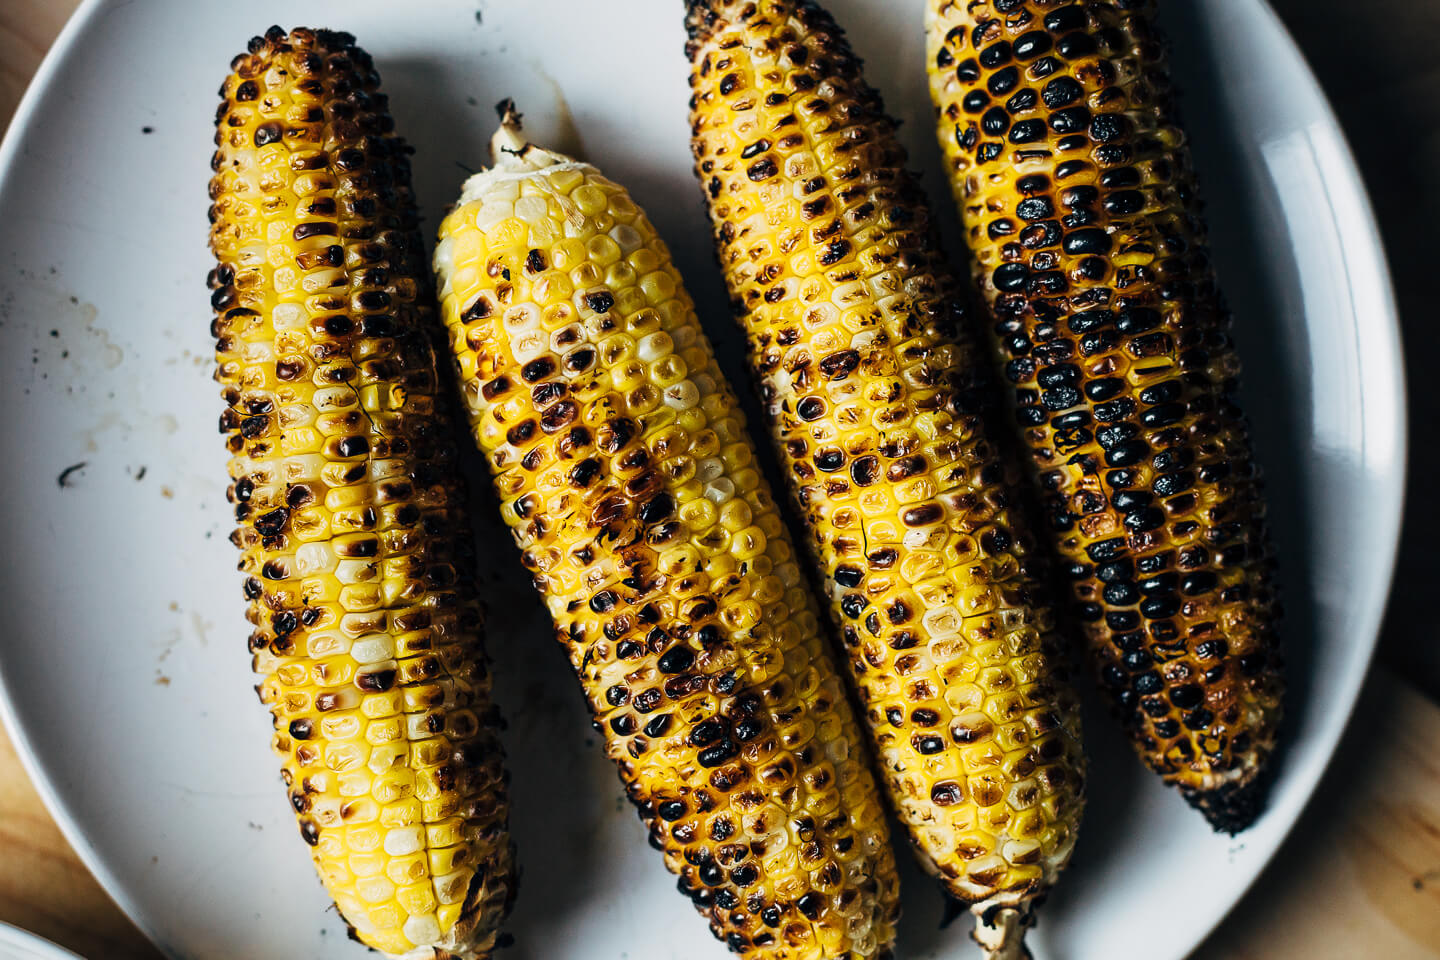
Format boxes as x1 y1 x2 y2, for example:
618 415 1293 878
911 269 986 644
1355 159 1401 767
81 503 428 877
0 0 70 127
0 731 160 957
1193 672 1440 960
0 9 159 959
0 2 1435 959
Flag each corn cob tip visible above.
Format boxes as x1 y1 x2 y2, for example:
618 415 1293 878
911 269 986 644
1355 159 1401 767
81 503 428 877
1182 773 1272 835
230 25 364 74
494 96 521 125
682 0 725 46
488 99 531 165
461 100 579 196
970 905 1033 960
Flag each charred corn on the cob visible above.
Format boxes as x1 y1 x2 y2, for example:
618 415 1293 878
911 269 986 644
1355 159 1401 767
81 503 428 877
926 0 1283 832
432 104 901 960
685 1 1085 952
208 27 516 956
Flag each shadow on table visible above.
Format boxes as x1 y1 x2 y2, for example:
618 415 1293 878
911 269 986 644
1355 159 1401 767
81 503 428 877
1267 0 1435 701
1188 670 1439 959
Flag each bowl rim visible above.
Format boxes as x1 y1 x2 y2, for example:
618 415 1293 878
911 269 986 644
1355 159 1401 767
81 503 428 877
0 1 1407 958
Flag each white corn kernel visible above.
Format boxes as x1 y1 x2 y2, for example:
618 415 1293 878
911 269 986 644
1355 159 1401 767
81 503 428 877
384 826 425 856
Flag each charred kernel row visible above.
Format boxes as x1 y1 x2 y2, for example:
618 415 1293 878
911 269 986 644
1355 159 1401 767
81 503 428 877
685 0 1085 925
432 110 900 960
926 0 1282 831
208 28 515 957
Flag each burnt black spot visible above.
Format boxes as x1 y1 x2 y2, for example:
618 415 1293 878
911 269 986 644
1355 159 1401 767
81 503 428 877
522 357 556 382
334 148 366 170
462 296 492 321
356 669 396 692
541 400 580 433
797 892 825 920
254 508 289 537
931 781 963 806
747 157 779 181
848 456 879 487
253 122 283 146
337 436 369 458
569 458 601 487
796 396 826 420
639 494 674 523
818 349 860 379
565 347 595 372
1087 537 1128 562
321 315 354 337
355 290 390 311
658 645 696 674
1009 119 1047 144
699 739 739 768
690 719 725 746
292 221 336 241
1089 113 1128 142
818 238 851 266
730 863 758 887
902 503 943 527
913 735 945 754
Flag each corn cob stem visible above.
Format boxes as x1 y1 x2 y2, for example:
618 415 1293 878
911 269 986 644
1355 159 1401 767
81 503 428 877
971 904 1032 960
433 103 901 959
208 27 516 957
925 0 1283 832
684 0 1086 949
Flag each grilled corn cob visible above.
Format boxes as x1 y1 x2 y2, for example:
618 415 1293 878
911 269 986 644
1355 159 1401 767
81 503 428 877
208 27 516 956
926 0 1283 832
431 104 901 960
685 1 1084 953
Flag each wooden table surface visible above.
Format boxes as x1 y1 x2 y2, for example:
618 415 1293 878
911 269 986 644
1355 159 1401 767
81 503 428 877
1 2 1436 958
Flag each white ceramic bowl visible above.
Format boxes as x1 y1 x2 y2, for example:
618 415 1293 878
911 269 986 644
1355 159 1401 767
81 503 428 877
0 1 1403 958
0 925 80 960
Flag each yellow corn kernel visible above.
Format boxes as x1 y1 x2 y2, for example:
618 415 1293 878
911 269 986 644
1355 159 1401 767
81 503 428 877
209 27 514 958
689 1 1088 952
926 0 1280 833
432 101 900 959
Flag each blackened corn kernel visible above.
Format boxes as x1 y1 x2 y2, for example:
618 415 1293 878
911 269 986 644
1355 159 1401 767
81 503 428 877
928 0 1282 832
208 27 515 958
434 107 899 960
688 0 1086 950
